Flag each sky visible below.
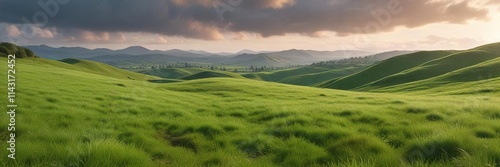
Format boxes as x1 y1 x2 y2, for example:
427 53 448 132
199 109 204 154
0 0 499 53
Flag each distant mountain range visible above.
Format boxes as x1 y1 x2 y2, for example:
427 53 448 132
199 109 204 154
224 50 371 67
25 45 215 59
25 45 377 67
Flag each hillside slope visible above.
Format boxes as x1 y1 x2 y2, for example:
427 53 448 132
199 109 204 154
181 71 244 80
321 51 454 89
473 42 500 53
243 66 366 86
279 67 365 86
373 57 500 95
225 53 292 67
60 58 161 81
242 67 330 81
139 68 211 79
357 50 499 90
225 50 370 67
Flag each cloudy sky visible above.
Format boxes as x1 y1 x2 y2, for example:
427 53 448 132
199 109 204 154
0 0 499 52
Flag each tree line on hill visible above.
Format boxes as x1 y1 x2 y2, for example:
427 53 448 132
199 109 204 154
0 42 38 58
311 56 381 68
125 62 300 73
311 51 416 69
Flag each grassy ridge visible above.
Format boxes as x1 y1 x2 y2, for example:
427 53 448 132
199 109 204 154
324 42 500 91
278 67 365 86
357 51 498 90
1 57 500 166
139 68 244 81
243 66 365 86
321 51 454 90
373 57 500 95
181 71 244 80
473 42 500 53
225 53 290 67
139 65 363 87
60 58 161 81
139 68 211 79
242 67 330 81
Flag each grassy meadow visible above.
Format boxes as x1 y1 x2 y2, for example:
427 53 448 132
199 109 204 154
0 57 499 167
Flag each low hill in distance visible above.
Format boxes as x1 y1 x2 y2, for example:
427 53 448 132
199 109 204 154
26 44 374 68
225 49 370 67
25 45 214 60
238 51 415 86
311 51 417 68
59 58 161 81
181 71 244 80
139 68 212 79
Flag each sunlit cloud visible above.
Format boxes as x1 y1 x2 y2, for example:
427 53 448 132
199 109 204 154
5 25 21 37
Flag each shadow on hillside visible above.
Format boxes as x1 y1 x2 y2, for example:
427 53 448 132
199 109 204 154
148 79 181 83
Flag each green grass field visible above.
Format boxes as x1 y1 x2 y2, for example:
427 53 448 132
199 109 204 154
1 53 500 167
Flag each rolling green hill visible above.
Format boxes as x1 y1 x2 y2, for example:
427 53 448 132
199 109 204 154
243 66 366 86
320 42 500 92
139 68 211 79
243 66 365 86
278 67 365 86
473 42 500 53
181 71 244 80
138 68 243 81
60 58 161 81
224 50 369 67
226 53 291 67
243 67 330 81
373 57 500 95
357 50 499 90
321 51 454 90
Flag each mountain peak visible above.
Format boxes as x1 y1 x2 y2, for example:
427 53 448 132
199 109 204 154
166 49 185 52
237 49 259 54
122 46 149 51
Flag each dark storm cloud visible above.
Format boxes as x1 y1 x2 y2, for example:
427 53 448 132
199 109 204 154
225 0 489 37
0 0 491 40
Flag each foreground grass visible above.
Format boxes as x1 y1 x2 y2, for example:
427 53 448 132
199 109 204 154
0 58 499 166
